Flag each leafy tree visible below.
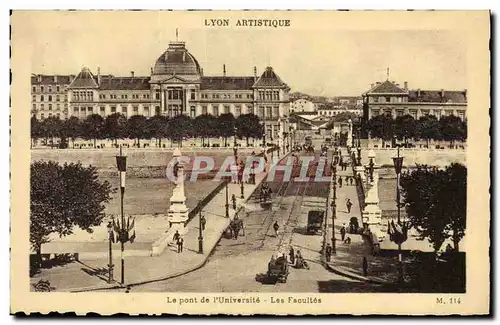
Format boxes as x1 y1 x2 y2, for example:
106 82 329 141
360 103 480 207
147 115 168 147
104 113 127 146
30 161 113 266
62 117 81 148
440 115 466 148
166 115 191 147
193 114 216 147
416 115 441 147
41 116 62 149
218 113 236 147
394 114 416 145
400 163 467 254
127 115 148 147
236 113 262 146
30 116 42 149
82 114 104 148
367 114 393 147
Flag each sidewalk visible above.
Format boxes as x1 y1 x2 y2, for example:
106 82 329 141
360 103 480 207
31 151 291 292
323 151 395 284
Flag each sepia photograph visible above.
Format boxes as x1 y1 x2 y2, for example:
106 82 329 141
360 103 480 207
10 10 490 315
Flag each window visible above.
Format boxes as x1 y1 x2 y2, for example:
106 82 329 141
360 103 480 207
385 96 391 103
258 90 264 100
121 94 127 99
202 106 208 115
273 91 279 101
155 91 160 100
266 106 272 118
49 113 53 117
201 93 208 99
32 104 36 110
56 104 60 110
143 94 150 99
272 106 279 117
49 86 52 93
57 113 60 118
235 105 241 117
48 95 52 102
41 113 45 119
213 93 219 99
32 95 36 102
372 109 379 116
111 106 116 113
409 109 417 119
56 86 60 92
41 86 44 92
247 94 252 99
222 105 229 114
87 107 92 112
155 106 160 115
213 105 219 116
133 106 138 114
190 106 196 118
258 106 264 118
143 105 149 117
190 90 195 100
446 110 454 116
41 103 44 110
56 95 60 102
247 105 254 115
458 111 465 121
41 95 44 102
32 86 36 92
434 110 441 119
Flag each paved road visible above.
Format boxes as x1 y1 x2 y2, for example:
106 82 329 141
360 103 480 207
121 145 386 293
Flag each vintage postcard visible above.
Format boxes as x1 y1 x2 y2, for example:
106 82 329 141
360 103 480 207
10 10 490 315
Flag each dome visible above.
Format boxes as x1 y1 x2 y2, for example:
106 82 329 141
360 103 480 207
152 42 201 76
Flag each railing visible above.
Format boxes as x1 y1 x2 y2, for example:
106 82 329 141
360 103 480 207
187 179 228 222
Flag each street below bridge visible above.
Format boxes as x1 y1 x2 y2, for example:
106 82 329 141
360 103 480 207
120 143 391 293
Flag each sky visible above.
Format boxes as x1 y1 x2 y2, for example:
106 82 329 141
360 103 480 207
14 11 467 97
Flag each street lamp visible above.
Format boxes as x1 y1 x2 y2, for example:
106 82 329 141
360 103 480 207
392 145 406 285
357 146 362 166
114 145 136 285
233 126 238 163
106 222 114 283
198 204 204 254
225 176 230 218
261 120 267 147
331 156 338 255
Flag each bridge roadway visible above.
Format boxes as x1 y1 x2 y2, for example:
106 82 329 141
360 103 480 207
121 146 386 292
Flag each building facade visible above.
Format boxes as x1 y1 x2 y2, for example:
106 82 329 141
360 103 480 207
290 98 315 113
31 40 291 141
362 80 467 122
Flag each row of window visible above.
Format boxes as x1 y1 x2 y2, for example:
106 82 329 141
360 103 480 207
72 91 94 101
32 85 65 93
369 96 406 104
33 95 65 102
33 103 64 111
371 108 465 120
257 90 280 101
39 112 62 119
200 93 253 100
97 93 151 100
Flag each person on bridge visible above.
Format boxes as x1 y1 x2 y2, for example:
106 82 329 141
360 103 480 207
325 243 332 262
177 236 184 253
349 177 354 186
173 230 180 243
338 176 343 188
231 194 237 210
346 198 353 213
289 246 295 265
273 221 280 237
340 224 346 242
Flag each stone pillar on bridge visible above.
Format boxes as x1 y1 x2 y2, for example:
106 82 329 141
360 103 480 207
362 151 384 242
167 148 189 237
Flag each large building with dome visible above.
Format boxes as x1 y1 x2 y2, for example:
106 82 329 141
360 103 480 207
31 40 291 141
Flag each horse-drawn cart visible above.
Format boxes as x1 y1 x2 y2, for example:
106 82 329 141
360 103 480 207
267 256 289 283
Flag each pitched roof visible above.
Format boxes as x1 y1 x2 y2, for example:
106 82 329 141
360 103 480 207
31 75 73 85
99 76 151 90
68 67 99 89
253 67 289 89
408 90 467 103
201 76 255 91
367 80 407 94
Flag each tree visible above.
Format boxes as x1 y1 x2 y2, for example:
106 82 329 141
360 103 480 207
30 161 113 266
218 113 236 147
193 114 215 147
104 113 127 145
30 116 42 149
127 115 148 147
41 116 63 149
147 115 168 147
416 115 440 147
62 117 81 148
367 114 393 147
400 163 467 254
166 115 191 147
394 114 416 145
82 114 104 148
440 115 466 148
236 113 262 147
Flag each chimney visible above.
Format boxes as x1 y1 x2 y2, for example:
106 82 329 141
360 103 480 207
97 67 101 85
254 66 257 79
223 64 226 77
38 74 42 82
440 89 445 98
417 89 421 97
54 75 57 82
131 71 135 78
404 81 408 89
150 67 153 74
463 89 467 101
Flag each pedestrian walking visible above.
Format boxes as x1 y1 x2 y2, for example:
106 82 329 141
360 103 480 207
340 224 346 241
273 221 279 237
346 198 353 213
177 236 184 253
338 176 343 188
231 194 237 210
363 256 368 276
172 230 180 243
325 243 332 262
345 176 349 185
289 246 295 265
349 177 353 186
200 215 206 231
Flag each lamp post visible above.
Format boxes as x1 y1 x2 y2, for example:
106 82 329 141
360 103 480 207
114 145 135 285
261 120 267 147
357 125 362 148
233 126 238 163
357 147 362 166
106 222 114 283
225 177 230 218
392 145 405 285
368 149 375 183
331 152 339 255
198 205 204 254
